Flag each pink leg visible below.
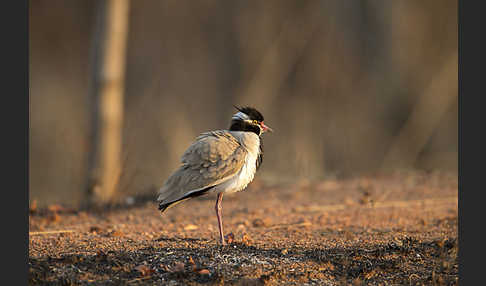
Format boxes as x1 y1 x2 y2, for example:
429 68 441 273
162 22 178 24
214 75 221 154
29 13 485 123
215 193 226 245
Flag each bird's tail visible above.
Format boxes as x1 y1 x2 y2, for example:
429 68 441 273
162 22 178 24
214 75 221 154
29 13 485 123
158 197 190 213
158 202 170 212
157 186 215 213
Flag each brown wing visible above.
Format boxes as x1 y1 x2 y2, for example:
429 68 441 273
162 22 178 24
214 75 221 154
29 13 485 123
157 131 247 204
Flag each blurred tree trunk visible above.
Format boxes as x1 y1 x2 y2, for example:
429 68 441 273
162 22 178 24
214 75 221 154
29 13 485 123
85 0 130 205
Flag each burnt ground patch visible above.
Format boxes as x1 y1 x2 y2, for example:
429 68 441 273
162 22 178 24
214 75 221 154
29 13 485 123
29 172 458 285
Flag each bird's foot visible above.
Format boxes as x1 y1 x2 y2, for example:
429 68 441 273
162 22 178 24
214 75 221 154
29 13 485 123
219 232 234 246
225 232 235 244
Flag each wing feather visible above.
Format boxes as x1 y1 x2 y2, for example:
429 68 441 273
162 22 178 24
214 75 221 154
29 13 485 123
157 131 246 204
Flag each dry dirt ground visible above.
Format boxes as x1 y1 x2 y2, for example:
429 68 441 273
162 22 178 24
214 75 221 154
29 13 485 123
29 171 458 285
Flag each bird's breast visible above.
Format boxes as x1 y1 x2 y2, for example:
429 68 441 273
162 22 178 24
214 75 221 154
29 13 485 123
214 150 259 194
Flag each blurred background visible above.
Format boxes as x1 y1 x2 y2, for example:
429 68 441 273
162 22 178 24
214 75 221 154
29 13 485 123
30 0 457 208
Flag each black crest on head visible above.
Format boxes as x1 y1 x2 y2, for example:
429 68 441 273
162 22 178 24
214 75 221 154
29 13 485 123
230 106 264 135
234 106 264 122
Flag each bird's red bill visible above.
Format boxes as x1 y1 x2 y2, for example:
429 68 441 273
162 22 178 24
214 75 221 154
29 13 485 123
260 122 273 133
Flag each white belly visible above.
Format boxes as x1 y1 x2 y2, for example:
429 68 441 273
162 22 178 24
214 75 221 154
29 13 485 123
213 152 258 194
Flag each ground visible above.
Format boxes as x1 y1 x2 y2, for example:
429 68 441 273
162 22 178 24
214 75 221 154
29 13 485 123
29 171 458 285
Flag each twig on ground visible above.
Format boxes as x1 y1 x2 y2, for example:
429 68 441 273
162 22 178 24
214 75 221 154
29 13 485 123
29 230 74 236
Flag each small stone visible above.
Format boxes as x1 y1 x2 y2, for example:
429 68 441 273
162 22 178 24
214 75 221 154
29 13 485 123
125 197 135 205
108 230 124 237
252 218 271 227
89 226 102 233
198 269 210 275
172 262 185 272
241 233 252 245
184 224 198 231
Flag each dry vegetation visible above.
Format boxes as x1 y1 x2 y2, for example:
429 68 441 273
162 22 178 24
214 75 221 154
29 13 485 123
30 0 458 207
29 171 458 285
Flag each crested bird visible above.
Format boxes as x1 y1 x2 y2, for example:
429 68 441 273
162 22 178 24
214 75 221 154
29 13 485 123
157 106 272 245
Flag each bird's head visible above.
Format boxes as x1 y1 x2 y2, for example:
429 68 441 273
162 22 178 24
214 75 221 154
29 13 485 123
229 106 273 136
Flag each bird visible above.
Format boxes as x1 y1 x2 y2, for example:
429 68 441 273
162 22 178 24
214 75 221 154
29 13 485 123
157 106 272 245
